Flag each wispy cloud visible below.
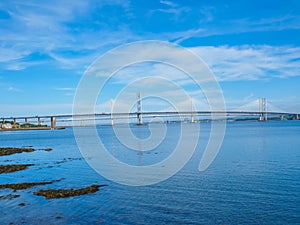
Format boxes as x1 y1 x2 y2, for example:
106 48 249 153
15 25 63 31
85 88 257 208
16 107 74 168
237 15 300 32
175 14 300 44
160 0 177 8
92 43 300 84
191 45 300 81
54 87 75 97
54 87 75 91
0 0 137 71
7 86 22 92
1 0 299 73
150 0 191 21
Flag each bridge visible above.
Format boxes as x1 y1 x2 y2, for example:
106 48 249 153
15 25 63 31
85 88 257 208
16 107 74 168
1 97 299 129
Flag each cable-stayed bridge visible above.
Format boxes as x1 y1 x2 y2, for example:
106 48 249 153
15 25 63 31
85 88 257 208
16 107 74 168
1 98 299 129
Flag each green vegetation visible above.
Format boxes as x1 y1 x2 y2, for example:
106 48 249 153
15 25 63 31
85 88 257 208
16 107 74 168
0 120 48 129
19 123 47 128
0 121 13 124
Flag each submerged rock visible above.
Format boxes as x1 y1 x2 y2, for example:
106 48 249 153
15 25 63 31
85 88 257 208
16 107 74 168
0 180 61 192
0 194 20 200
34 184 107 199
0 147 34 156
37 148 53 152
0 164 34 174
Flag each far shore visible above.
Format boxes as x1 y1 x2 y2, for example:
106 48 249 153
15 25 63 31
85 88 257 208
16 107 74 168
0 126 65 132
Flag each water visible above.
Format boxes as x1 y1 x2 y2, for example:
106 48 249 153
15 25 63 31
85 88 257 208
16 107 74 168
0 121 299 224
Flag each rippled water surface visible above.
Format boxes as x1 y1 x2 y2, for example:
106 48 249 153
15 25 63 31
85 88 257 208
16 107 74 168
0 121 299 224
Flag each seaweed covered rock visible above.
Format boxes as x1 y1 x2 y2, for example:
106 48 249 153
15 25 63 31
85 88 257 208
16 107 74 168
0 194 20 200
34 184 107 199
0 147 34 156
0 180 61 191
0 164 34 174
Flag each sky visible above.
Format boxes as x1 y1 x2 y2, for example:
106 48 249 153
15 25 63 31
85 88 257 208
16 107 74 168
1 0 300 117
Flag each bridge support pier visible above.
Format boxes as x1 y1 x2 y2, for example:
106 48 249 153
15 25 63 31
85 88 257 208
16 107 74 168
13 118 16 124
111 117 115 126
296 114 299 120
38 117 41 125
191 114 195 123
137 113 142 125
51 116 56 129
137 92 143 125
25 118 28 123
280 115 284 120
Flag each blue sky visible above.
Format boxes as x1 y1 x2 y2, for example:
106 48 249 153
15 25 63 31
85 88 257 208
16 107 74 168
1 0 300 117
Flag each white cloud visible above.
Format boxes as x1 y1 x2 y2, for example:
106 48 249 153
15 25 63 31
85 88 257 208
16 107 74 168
0 0 137 71
157 0 187 12
7 86 22 92
191 45 300 81
1 1 299 75
237 15 300 32
90 43 300 84
173 14 300 44
54 87 75 91
81 42 300 113
160 1 177 8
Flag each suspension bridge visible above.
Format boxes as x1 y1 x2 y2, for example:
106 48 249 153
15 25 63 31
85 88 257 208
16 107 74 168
0 97 299 129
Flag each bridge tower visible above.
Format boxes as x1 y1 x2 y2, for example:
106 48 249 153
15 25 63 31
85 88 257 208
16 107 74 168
258 98 267 121
190 97 195 123
137 92 143 125
110 99 115 126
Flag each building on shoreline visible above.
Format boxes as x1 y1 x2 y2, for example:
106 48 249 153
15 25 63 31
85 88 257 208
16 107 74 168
0 123 13 129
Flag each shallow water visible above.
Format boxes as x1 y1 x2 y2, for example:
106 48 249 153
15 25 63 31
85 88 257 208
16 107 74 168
0 121 299 224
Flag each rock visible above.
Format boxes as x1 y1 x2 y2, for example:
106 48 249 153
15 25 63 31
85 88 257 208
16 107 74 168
0 194 20 200
0 180 61 191
0 164 34 174
34 184 108 199
0 147 34 156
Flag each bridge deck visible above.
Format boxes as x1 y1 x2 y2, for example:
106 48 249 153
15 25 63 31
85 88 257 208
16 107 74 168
1 111 297 121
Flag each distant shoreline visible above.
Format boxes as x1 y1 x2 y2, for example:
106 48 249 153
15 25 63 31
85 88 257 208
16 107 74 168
0 127 65 132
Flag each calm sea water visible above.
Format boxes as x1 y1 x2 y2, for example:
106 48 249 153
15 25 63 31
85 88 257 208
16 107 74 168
0 121 299 224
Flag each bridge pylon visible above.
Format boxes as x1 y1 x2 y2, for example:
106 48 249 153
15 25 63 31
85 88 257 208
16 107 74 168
110 99 115 126
137 92 143 125
190 97 195 123
258 98 267 121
